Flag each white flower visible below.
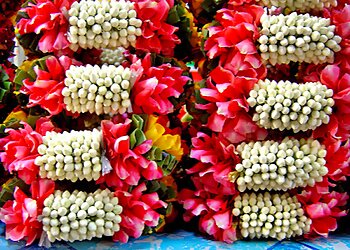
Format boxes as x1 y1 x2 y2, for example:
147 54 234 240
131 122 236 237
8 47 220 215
258 12 341 65
36 129 102 182
231 138 328 192
248 79 334 132
68 0 143 50
256 0 337 12
63 64 133 115
233 192 311 240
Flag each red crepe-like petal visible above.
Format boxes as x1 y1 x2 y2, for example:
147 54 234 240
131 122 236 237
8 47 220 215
16 0 74 54
131 54 189 115
0 179 54 246
113 184 166 242
134 0 180 56
297 190 348 238
21 55 78 116
0 119 58 184
97 118 162 189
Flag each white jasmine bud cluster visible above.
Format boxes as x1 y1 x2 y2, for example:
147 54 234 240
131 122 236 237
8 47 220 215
256 0 337 13
247 79 334 133
42 189 122 243
232 192 311 240
63 64 132 115
35 129 102 182
233 138 328 192
258 12 342 65
100 47 126 66
68 0 143 51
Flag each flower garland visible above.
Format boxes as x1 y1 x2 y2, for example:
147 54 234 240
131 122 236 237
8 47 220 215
0 0 349 247
16 53 189 117
178 1 349 244
16 0 181 56
0 114 183 245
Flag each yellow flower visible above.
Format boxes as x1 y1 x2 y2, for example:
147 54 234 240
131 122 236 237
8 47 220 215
3 110 27 124
18 59 36 72
144 115 183 161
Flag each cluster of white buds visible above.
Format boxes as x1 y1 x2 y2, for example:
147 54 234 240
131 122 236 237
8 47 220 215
256 0 338 12
258 12 342 65
100 47 126 66
233 138 328 192
42 189 122 243
232 192 311 240
35 129 102 182
68 0 143 51
247 79 334 133
63 64 132 115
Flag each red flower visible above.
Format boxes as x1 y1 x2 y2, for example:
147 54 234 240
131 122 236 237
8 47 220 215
131 54 189 115
297 190 348 238
304 65 350 141
0 118 59 184
188 132 239 195
96 119 163 189
21 55 78 116
204 6 266 84
323 137 350 182
16 0 74 54
227 0 254 7
133 0 180 56
113 183 167 243
328 5 350 57
0 179 55 245
198 66 268 144
178 189 237 243
204 6 263 59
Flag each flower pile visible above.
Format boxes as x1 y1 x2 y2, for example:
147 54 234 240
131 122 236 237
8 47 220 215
0 0 349 247
178 0 349 244
96 114 183 189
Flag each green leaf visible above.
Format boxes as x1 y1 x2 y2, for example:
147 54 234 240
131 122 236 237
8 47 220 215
27 114 40 128
0 177 28 207
131 114 144 131
129 128 146 149
148 181 161 193
14 69 32 88
0 89 6 101
167 6 181 24
3 79 11 90
166 187 177 200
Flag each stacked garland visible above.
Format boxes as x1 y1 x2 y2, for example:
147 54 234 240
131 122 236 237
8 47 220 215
0 0 189 246
0 0 349 247
178 0 350 244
